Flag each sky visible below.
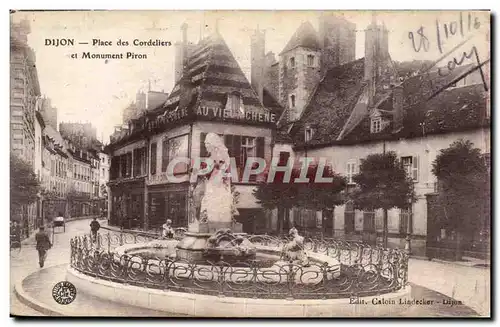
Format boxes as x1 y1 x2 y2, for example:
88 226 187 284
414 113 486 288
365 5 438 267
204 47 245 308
11 10 490 143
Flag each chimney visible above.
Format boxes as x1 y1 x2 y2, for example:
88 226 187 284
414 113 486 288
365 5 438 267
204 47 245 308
174 23 189 84
392 85 404 132
251 28 265 104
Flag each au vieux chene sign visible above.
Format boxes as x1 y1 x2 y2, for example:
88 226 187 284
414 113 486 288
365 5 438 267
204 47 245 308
147 106 277 131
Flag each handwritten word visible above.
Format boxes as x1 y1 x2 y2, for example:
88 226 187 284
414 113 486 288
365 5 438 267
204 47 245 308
436 12 481 54
408 27 430 52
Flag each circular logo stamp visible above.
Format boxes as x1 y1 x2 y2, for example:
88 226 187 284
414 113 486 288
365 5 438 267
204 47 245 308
52 281 77 305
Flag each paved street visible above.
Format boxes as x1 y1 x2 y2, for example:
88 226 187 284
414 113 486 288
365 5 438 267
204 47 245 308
10 218 96 316
10 218 489 317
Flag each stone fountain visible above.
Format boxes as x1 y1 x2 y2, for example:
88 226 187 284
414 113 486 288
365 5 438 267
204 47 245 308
175 132 257 262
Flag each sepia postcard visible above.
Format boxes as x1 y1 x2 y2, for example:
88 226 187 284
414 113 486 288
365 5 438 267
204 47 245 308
9 10 490 318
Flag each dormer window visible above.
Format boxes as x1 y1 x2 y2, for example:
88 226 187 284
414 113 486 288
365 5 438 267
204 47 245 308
305 126 314 142
289 94 296 108
226 92 244 116
371 117 382 133
307 55 315 67
290 57 295 69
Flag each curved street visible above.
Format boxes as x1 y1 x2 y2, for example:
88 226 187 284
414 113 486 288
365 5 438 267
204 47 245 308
10 218 490 317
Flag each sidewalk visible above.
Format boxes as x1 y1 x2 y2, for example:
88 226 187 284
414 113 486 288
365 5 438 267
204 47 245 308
408 258 490 317
15 263 479 317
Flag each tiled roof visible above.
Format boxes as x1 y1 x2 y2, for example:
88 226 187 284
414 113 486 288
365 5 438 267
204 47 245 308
290 58 366 146
280 22 321 55
341 63 489 142
150 32 269 119
262 88 284 117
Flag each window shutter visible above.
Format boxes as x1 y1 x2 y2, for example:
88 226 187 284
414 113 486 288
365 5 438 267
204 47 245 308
257 137 265 160
162 138 169 172
200 133 208 158
150 143 157 175
412 156 419 181
232 135 241 168
224 134 233 157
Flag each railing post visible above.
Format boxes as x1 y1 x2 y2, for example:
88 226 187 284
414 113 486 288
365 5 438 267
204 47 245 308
107 231 111 253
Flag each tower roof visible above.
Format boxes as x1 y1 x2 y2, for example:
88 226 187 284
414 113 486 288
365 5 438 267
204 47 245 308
280 21 320 55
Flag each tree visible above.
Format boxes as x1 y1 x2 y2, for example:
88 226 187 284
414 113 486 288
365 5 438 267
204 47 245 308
352 152 416 248
432 139 490 260
254 161 347 234
10 153 41 219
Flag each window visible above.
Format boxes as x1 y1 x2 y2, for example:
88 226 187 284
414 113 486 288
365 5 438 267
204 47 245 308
240 137 257 175
371 117 382 133
161 138 169 172
304 126 314 142
289 94 296 108
168 135 189 175
226 92 244 116
289 57 295 68
346 160 357 184
401 156 419 181
307 55 315 67
278 151 291 166
150 142 157 175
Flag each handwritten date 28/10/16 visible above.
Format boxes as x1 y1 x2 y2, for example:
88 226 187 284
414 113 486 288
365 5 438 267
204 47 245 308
408 12 482 53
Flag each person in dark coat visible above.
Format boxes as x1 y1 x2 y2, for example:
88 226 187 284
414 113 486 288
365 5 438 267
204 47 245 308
35 226 52 268
90 218 101 243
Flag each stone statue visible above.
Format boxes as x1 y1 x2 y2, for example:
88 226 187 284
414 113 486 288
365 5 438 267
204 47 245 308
162 219 174 239
282 227 310 266
198 133 235 224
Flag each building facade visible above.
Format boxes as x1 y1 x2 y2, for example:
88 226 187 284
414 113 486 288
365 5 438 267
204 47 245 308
107 28 278 233
10 19 41 167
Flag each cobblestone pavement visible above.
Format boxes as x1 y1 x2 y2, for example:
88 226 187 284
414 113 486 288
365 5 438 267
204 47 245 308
11 219 489 317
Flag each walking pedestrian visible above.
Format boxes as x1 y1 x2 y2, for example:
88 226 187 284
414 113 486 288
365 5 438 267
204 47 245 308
35 226 52 268
90 217 101 243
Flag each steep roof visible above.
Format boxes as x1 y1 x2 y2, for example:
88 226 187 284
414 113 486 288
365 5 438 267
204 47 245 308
150 32 270 119
290 58 366 146
280 21 321 55
343 83 489 142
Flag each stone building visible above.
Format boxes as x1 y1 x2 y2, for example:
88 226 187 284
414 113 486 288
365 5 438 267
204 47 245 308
106 26 281 232
10 19 41 167
265 16 490 256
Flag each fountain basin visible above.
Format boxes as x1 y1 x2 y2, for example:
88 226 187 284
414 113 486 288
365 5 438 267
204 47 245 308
113 241 342 284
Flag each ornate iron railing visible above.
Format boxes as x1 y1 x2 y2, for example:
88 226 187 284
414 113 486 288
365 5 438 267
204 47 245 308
70 232 408 300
